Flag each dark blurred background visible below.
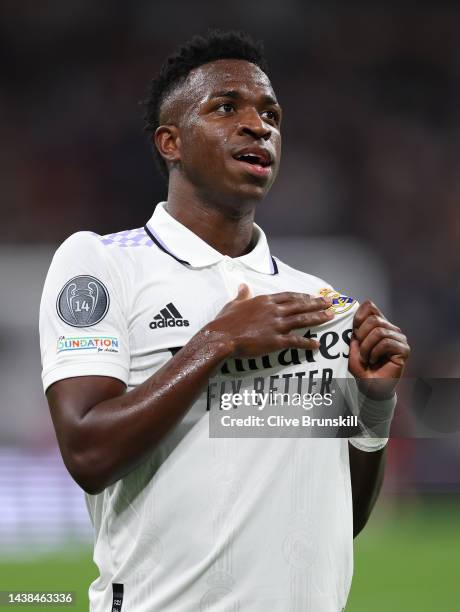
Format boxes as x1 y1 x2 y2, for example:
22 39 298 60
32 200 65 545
1 2 459 610
2 0 460 374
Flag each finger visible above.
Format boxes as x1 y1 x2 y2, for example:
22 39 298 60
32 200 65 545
278 333 320 351
354 315 400 343
348 337 364 374
359 328 407 364
277 296 333 316
271 291 332 307
353 300 384 330
278 309 335 333
368 338 411 366
233 283 252 301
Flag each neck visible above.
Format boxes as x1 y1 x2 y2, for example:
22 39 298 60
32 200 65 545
165 175 258 258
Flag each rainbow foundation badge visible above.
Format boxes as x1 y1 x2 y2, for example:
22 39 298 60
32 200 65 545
319 287 356 314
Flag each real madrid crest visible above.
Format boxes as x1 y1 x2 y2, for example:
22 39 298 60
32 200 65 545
319 287 356 314
57 275 109 327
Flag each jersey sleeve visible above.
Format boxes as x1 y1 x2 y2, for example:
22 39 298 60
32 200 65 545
39 232 130 392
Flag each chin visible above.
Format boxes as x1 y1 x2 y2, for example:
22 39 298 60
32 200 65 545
194 174 273 213
233 180 272 203
209 185 267 218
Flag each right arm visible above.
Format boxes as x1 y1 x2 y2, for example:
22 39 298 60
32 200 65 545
46 286 333 494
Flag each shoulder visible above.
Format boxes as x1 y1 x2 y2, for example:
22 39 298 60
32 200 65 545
54 226 152 254
48 231 104 272
46 229 138 299
55 230 101 252
273 256 359 318
52 226 154 268
273 256 333 293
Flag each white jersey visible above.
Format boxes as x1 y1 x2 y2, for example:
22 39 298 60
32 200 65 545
39 201 360 612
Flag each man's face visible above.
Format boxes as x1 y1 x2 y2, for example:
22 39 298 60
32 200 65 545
161 59 282 207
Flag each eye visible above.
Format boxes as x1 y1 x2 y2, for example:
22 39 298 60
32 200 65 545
216 103 235 114
261 110 279 123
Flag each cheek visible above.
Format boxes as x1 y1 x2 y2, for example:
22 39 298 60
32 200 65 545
181 122 228 171
271 136 282 177
274 133 282 159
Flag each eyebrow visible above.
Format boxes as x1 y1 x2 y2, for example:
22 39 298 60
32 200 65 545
207 89 280 106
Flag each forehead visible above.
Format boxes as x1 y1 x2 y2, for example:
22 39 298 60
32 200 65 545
184 59 276 102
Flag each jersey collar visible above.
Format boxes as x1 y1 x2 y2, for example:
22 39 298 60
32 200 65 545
145 201 277 275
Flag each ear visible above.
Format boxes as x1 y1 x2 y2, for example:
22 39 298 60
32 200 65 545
154 125 181 166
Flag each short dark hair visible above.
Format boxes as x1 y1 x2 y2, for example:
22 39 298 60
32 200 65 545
142 29 269 178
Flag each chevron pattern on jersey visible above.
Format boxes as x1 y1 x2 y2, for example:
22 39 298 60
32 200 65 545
100 227 154 247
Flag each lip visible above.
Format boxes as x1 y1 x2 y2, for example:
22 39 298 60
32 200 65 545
232 146 274 166
231 145 274 180
232 157 272 178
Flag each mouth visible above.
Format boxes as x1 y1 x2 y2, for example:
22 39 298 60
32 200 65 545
232 149 274 179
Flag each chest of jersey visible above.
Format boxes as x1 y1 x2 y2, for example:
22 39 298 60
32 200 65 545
125 256 355 392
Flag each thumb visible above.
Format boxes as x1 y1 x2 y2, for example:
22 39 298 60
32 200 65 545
348 336 365 377
234 283 252 301
390 354 406 367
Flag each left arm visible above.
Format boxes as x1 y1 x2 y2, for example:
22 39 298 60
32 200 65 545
347 300 410 537
349 443 386 538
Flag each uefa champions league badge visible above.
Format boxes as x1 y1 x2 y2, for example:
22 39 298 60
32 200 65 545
318 287 356 314
56 275 109 327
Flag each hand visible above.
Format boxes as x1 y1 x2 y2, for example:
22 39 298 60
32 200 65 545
204 284 334 358
349 300 410 399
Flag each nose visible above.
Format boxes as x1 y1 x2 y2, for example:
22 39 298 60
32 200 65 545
237 109 271 141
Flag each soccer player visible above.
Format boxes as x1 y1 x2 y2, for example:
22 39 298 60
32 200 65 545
39 31 410 611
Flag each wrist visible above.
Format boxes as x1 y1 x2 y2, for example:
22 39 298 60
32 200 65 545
356 377 398 401
356 390 396 437
348 391 396 452
193 326 235 362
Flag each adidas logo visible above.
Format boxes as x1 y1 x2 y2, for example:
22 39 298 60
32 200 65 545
149 302 190 329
